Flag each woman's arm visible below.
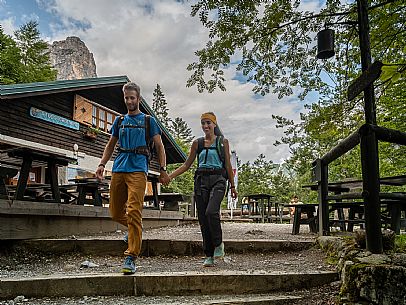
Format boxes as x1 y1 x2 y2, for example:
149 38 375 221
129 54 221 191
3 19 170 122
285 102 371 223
169 140 198 180
223 138 238 199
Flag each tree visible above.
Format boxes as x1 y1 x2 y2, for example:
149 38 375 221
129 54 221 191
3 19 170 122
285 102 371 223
152 84 171 129
237 154 276 201
187 0 404 98
170 117 194 144
0 26 23 84
14 21 57 83
162 139 196 196
187 1 405 194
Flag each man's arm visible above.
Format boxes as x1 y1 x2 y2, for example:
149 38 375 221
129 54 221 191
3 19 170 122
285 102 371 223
95 135 118 179
152 134 170 184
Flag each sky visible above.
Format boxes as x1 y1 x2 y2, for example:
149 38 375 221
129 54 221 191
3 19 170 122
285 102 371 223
0 0 323 164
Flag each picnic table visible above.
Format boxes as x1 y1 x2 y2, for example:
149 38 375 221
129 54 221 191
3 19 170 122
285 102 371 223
68 177 109 206
306 174 406 234
2 147 76 203
144 193 191 211
246 194 275 223
283 203 318 235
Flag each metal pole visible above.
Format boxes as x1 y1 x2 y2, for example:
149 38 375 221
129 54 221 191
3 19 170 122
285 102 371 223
357 0 382 253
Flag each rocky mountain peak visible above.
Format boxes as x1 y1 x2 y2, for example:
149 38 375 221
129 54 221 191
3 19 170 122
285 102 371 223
49 36 97 80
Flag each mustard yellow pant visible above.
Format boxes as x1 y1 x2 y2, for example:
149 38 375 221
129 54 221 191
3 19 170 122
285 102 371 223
109 172 147 257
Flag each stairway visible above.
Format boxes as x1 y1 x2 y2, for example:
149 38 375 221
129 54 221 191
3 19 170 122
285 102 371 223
0 224 340 304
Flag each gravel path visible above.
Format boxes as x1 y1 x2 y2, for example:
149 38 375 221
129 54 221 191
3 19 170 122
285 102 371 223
0 222 340 304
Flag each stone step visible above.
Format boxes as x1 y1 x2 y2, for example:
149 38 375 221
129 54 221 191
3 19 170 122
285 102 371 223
5 239 314 257
1 293 307 305
0 270 338 300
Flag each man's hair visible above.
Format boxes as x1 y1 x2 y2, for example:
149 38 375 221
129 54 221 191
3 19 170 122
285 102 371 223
122 82 141 98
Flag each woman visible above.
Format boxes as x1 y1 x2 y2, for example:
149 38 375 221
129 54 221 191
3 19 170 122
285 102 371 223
167 112 237 266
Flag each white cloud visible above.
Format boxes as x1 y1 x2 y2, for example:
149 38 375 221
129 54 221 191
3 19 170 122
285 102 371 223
0 16 16 35
41 0 308 163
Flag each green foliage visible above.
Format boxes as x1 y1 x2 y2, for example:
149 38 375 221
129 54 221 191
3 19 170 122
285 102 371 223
14 21 57 83
152 84 171 129
238 154 272 198
0 21 56 84
0 26 23 84
150 85 195 195
162 139 195 195
170 117 194 144
394 234 406 253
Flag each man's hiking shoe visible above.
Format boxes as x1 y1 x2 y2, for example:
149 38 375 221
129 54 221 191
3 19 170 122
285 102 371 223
213 242 225 258
121 256 136 274
123 232 128 243
203 257 214 267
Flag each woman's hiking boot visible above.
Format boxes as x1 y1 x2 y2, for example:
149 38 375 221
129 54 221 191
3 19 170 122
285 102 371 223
213 242 225 259
203 257 214 267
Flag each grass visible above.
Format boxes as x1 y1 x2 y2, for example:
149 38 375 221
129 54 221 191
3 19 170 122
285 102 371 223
394 234 406 253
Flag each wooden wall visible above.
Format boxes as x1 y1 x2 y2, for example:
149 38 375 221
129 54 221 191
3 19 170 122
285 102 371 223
0 92 109 158
0 91 160 172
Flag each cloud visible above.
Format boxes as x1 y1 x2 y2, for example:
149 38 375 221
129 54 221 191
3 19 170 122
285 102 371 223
0 16 16 35
40 0 307 163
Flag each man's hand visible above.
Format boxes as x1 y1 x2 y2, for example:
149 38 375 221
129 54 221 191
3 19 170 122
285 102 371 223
159 171 171 186
95 165 105 180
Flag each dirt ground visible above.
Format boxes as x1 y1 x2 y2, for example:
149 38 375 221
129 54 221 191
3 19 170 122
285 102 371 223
0 222 340 304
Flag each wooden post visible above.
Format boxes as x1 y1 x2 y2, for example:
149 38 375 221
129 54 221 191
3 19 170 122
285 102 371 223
357 0 382 254
15 157 33 201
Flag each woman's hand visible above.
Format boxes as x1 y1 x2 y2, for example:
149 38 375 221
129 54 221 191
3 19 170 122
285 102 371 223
159 171 171 186
230 186 238 199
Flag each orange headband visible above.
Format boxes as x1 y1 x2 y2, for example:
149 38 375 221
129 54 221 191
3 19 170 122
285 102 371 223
200 113 217 125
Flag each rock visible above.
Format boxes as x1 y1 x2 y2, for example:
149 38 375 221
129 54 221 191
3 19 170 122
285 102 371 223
391 253 406 267
49 36 97 80
80 260 99 268
13 296 25 303
356 253 391 265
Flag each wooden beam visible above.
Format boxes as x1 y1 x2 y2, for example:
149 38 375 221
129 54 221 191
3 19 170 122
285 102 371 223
347 61 383 101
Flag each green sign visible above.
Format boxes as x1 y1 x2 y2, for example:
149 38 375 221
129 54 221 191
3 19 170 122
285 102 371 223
30 107 80 130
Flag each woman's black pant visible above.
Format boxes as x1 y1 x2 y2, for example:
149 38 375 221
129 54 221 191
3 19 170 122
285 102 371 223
194 172 227 257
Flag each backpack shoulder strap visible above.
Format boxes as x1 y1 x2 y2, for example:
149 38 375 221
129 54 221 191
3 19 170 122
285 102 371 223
216 135 225 164
196 137 205 167
144 114 151 143
118 115 125 128
197 137 205 155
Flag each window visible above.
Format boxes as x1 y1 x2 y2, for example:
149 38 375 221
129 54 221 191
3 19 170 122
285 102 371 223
74 94 118 133
99 109 105 130
92 105 97 126
107 112 113 131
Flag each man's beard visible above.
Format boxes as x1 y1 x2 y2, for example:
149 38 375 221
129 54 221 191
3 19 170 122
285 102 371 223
127 104 137 111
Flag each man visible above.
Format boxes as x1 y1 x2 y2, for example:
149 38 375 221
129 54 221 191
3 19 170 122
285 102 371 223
96 82 170 274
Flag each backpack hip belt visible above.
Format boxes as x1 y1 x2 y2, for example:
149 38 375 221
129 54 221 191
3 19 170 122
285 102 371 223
196 168 225 176
117 146 149 157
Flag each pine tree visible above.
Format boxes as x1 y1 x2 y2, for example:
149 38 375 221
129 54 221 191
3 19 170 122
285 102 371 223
14 20 57 83
170 117 194 144
152 84 171 129
0 25 23 84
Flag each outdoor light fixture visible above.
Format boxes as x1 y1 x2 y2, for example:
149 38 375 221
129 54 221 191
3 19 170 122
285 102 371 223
316 28 335 59
73 143 79 158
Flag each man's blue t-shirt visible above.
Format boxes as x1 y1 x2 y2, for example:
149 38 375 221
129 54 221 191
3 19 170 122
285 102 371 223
110 113 161 173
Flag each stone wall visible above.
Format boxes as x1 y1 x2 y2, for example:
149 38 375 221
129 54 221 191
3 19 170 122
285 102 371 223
318 235 406 305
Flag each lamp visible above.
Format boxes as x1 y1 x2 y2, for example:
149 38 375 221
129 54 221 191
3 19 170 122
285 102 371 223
73 143 79 158
316 28 335 59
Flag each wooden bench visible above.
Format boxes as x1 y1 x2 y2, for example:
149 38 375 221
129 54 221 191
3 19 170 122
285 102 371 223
144 193 191 211
284 203 318 235
0 167 18 199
